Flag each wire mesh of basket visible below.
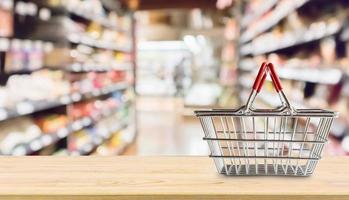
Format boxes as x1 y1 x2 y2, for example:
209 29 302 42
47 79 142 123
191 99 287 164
195 62 338 176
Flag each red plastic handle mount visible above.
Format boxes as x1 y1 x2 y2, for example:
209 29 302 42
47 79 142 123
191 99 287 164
251 62 283 93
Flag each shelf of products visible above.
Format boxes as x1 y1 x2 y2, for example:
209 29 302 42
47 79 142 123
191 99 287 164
68 33 131 53
65 0 129 32
238 0 349 155
0 38 54 73
0 80 130 122
6 90 133 155
240 59 343 84
68 95 133 155
93 124 136 155
0 0 136 156
68 62 133 73
241 19 343 56
241 0 278 28
240 0 309 43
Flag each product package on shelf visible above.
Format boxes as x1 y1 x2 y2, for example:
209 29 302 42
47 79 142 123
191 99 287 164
0 70 70 108
0 116 41 155
4 39 54 73
0 0 13 37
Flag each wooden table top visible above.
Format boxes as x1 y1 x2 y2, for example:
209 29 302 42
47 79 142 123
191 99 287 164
0 156 348 200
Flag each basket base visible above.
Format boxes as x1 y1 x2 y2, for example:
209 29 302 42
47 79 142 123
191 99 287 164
220 164 312 176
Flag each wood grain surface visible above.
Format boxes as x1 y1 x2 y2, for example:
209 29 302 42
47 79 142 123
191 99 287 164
0 156 347 200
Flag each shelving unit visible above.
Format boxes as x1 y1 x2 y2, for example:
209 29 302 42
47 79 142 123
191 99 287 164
240 0 278 28
67 34 131 52
238 0 349 155
240 20 343 56
0 81 130 122
0 0 136 156
240 0 309 43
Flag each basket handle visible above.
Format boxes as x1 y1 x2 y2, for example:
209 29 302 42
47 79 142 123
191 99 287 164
252 62 268 92
252 62 282 93
245 62 292 112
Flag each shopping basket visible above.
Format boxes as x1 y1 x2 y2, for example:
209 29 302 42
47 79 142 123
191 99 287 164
195 62 338 176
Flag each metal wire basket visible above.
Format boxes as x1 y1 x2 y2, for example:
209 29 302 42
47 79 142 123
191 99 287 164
195 62 338 176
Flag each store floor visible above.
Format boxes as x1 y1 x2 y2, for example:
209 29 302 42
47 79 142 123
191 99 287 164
126 96 208 155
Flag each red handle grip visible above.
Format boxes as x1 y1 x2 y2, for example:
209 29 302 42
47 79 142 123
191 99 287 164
252 62 283 93
252 62 267 91
267 63 282 92
257 73 267 93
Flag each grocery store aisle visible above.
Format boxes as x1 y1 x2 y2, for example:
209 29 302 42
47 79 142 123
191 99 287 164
131 96 208 155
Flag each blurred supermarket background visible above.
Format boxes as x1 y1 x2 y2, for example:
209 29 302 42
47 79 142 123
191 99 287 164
0 0 348 156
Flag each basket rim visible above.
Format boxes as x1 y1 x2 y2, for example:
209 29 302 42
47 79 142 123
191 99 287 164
203 137 327 143
194 108 338 117
208 155 321 160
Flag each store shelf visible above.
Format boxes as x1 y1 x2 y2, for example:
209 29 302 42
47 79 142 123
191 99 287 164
241 20 342 56
9 102 131 156
0 37 53 52
93 124 136 155
0 100 63 122
71 121 128 155
0 82 130 122
10 125 69 156
241 0 278 28
239 62 343 84
68 62 133 73
68 34 131 53
2 62 133 75
67 8 127 33
240 0 309 43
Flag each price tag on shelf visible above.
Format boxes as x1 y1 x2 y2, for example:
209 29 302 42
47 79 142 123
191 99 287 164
16 102 35 115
